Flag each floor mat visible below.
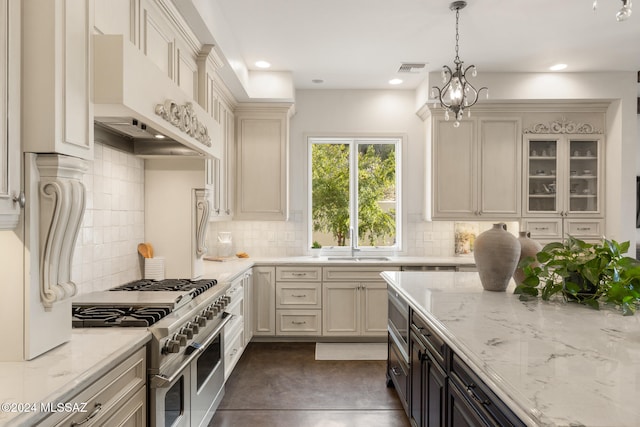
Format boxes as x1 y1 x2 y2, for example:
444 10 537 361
315 342 387 360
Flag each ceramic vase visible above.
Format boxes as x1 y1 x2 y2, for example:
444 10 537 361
473 223 521 291
513 231 542 285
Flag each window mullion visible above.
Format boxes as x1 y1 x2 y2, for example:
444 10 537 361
350 141 358 248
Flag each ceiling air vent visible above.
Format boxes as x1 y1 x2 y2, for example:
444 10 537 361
397 63 427 73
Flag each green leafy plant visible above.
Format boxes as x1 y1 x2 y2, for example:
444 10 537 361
311 241 322 249
515 236 640 315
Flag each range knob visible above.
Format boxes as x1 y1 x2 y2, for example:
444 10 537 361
203 309 214 320
191 323 200 335
174 333 188 346
181 324 194 339
162 339 180 354
223 296 231 304
194 315 207 327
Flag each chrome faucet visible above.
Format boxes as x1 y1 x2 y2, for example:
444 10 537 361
350 227 360 257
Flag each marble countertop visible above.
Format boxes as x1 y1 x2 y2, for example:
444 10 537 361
381 270 640 427
201 256 475 283
0 329 150 427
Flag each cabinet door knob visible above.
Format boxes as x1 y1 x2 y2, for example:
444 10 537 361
12 191 25 208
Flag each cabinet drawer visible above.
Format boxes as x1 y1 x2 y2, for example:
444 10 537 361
276 283 321 308
450 353 525 427
276 310 321 335
46 347 146 426
388 337 409 414
276 266 322 281
323 266 399 282
565 219 603 238
411 312 446 367
225 329 245 379
521 219 562 239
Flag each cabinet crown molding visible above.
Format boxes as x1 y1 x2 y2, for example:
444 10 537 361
524 117 602 134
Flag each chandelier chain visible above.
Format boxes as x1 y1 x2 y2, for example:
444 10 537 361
454 8 460 64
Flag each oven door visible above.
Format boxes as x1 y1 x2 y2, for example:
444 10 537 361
150 365 191 427
150 314 232 427
190 329 225 427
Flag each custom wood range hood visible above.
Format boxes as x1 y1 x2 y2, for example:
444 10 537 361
93 35 222 158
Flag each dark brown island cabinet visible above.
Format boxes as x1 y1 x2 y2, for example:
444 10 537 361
387 292 526 427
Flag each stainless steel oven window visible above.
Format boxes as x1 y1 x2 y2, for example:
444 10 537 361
196 334 222 390
165 376 185 427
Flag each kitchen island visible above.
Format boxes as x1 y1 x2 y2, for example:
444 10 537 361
382 270 640 427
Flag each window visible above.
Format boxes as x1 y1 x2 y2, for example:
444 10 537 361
308 137 400 250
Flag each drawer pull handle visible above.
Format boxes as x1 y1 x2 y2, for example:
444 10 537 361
291 294 307 298
465 384 490 406
391 366 402 376
70 403 102 426
534 227 549 231
291 321 307 325
417 326 431 337
576 227 590 231
291 272 307 276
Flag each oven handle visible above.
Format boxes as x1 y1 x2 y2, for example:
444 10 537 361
150 314 233 389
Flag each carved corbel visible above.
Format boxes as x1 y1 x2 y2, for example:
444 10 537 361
194 188 212 257
36 155 88 308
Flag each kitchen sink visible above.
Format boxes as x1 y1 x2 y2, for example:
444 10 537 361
327 256 391 262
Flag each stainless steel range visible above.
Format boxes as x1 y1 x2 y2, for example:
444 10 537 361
72 278 233 427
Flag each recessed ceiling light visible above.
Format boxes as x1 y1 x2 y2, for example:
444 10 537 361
154 134 166 139
549 63 567 71
311 79 324 84
255 60 271 69
389 78 403 85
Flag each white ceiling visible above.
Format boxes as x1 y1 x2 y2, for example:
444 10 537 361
214 0 640 90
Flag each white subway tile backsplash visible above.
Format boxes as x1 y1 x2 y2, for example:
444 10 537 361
73 143 144 294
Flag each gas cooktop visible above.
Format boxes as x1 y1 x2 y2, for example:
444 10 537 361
110 278 216 297
72 278 219 327
72 306 173 327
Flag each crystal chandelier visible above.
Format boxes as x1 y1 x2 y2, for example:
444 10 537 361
593 0 633 21
431 1 487 127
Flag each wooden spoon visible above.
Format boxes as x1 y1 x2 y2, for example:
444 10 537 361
137 243 150 258
146 242 154 258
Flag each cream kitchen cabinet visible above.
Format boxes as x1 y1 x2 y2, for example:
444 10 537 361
523 133 604 218
243 269 254 344
322 266 398 337
41 346 147 427
23 0 93 160
522 126 604 244
196 46 236 220
212 95 235 219
432 117 521 219
235 103 294 220
253 266 276 336
224 276 246 379
0 0 21 230
275 266 322 336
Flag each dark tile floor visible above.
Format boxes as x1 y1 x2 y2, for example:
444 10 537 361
209 342 410 427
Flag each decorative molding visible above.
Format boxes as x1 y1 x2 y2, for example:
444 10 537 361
194 189 211 257
36 154 88 308
524 117 602 134
155 100 212 147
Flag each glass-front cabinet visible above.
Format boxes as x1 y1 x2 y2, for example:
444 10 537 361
524 134 603 218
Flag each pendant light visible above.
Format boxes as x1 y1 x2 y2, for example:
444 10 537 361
593 0 633 21
431 1 487 127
